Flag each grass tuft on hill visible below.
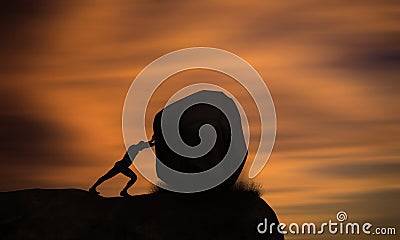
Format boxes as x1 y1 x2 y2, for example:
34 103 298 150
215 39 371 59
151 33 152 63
149 181 263 196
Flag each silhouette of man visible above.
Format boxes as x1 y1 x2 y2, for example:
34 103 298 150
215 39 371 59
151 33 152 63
89 139 155 197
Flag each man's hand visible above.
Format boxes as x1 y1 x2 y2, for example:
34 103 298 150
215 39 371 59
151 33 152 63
148 135 156 147
148 139 155 147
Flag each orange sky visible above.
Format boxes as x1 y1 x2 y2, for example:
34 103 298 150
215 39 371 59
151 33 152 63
0 1 399 239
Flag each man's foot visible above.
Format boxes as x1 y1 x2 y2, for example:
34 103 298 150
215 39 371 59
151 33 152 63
89 187 100 195
120 190 132 197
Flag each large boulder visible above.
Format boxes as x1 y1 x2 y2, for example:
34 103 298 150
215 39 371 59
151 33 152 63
152 90 248 191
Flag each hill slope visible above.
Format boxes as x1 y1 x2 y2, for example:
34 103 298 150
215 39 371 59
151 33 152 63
0 189 283 240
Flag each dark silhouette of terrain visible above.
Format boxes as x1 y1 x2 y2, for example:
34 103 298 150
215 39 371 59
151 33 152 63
0 188 283 240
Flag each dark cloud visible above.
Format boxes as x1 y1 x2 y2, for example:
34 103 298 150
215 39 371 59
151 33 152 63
309 161 400 179
0 1 69 76
0 88 93 191
328 33 400 73
0 1 56 50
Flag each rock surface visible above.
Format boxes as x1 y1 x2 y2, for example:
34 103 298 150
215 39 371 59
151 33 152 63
153 90 248 190
0 189 283 240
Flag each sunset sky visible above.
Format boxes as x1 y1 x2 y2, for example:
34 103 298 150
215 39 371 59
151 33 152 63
0 1 399 239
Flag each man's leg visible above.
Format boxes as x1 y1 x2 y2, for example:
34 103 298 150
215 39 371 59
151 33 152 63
89 166 120 194
120 167 137 197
